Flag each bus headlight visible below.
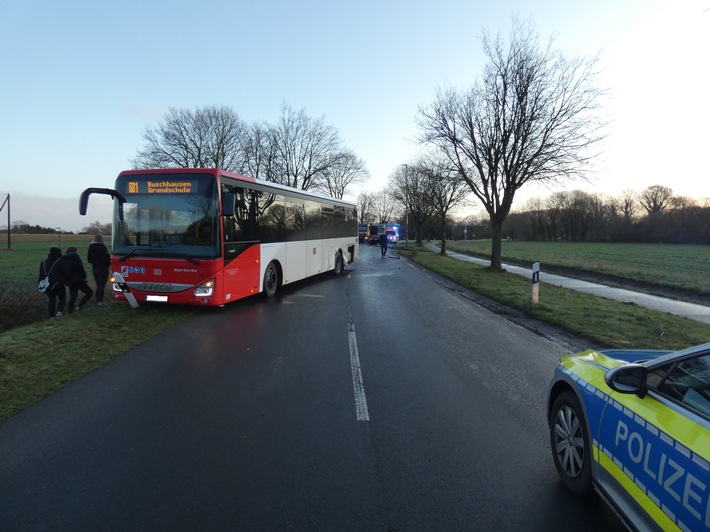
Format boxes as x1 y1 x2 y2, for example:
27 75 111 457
110 275 121 292
194 279 214 297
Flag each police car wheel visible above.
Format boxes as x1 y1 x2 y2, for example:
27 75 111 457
550 391 592 496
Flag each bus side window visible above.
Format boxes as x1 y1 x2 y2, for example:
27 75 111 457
322 206 334 239
223 216 237 242
222 185 253 242
305 201 321 240
334 205 346 237
286 200 305 242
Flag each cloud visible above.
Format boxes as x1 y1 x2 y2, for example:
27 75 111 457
123 103 169 123
2 193 113 233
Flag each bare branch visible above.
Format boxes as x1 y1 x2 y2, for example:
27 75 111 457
272 104 344 191
132 106 247 172
417 17 607 269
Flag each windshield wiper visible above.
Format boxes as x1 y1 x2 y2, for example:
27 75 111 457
119 248 139 262
152 250 201 265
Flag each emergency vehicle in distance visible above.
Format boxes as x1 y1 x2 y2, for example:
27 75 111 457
358 224 369 243
384 224 400 243
547 342 710 531
366 223 399 245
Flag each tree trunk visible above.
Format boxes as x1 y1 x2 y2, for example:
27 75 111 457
490 221 503 271
415 221 423 246
439 220 447 255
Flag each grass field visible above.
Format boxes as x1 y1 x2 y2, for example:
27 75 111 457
0 235 107 330
1 236 96 286
445 241 710 295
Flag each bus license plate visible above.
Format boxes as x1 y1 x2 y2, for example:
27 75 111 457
145 295 169 303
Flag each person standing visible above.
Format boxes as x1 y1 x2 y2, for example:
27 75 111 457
64 246 94 313
87 234 110 306
38 247 68 318
379 232 388 257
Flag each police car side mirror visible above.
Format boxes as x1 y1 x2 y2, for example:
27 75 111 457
605 364 648 398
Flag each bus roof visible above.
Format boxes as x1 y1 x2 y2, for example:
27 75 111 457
117 168 355 208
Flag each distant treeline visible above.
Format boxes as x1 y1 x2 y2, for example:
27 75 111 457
434 188 710 245
2 223 71 234
501 190 710 244
2 221 111 235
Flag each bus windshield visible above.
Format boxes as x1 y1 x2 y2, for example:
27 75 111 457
112 173 220 259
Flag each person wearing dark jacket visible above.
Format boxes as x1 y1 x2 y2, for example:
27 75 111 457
87 234 111 306
379 232 388 257
38 247 68 318
64 246 94 313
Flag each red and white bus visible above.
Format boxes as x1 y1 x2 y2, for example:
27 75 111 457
79 168 358 306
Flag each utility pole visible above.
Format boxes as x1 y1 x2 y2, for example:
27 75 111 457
0 194 10 249
401 164 408 244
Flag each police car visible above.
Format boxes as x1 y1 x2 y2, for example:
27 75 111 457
547 343 710 531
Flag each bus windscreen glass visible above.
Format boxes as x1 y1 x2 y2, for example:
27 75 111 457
112 174 220 259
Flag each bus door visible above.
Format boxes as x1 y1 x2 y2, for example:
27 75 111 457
322 206 334 272
285 200 306 281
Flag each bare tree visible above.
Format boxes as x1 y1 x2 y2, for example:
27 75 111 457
371 190 397 225
272 104 345 191
420 155 471 254
638 185 673 216
132 105 247 171
356 192 375 225
544 192 566 241
390 164 437 246
558 190 599 241
133 102 366 199
520 196 548 240
620 189 638 223
669 195 697 214
242 121 280 181
586 192 614 241
81 221 112 235
417 18 606 270
317 150 369 199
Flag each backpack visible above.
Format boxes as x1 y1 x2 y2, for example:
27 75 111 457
38 260 57 294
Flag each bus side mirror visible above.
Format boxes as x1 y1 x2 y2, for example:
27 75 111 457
222 192 236 217
79 189 91 215
79 188 126 215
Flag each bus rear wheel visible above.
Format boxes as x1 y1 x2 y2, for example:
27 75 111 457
333 251 343 276
263 261 279 297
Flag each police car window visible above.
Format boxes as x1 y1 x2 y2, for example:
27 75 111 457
649 354 710 419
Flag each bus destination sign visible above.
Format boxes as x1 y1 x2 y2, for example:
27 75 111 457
127 181 195 194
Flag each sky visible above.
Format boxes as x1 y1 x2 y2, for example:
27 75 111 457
1 0 708 232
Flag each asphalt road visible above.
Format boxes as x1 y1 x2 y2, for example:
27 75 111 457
0 244 626 531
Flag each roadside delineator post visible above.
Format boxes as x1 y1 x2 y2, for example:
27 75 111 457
532 262 540 306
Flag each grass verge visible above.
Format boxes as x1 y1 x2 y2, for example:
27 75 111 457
399 244 710 351
0 303 195 422
445 240 710 295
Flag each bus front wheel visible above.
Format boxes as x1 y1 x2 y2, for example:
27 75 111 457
263 261 280 297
